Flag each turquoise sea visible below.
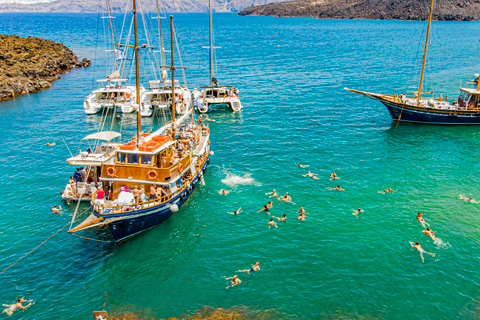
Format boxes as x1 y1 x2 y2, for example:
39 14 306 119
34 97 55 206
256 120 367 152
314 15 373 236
1 12 480 319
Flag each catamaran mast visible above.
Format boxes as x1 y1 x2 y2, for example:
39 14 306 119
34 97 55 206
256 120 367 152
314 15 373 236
417 0 435 103
133 0 141 144
170 16 176 140
155 0 167 80
209 0 214 85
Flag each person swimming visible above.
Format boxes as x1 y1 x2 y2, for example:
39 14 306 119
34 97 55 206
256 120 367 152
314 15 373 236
52 205 62 213
237 262 260 275
268 218 278 228
333 185 345 191
378 187 393 194
352 208 364 216
303 171 320 180
46 142 56 146
267 201 273 209
2 298 32 316
330 171 339 180
258 205 270 214
423 228 437 241
218 189 229 195
225 275 241 289
265 189 280 199
228 208 242 215
409 241 435 263
459 194 478 203
280 192 295 204
273 214 287 221
296 163 309 168
416 212 430 228
297 206 306 215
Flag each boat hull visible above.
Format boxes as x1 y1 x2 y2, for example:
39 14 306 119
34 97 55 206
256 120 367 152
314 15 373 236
382 102 480 125
106 160 208 242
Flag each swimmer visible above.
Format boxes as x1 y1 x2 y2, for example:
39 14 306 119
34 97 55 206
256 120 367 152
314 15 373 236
459 194 478 203
237 262 260 275
296 163 309 168
297 213 306 221
218 189 229 195
2 298 32 316
352 208 364 216
378 187 394 194
302 171 320 180
333 185 345 191
416 212 430 228
46 142 56 146
297 206 306 214
204 115 217 123
268 218 278 228
228 208 242 215
258 205 270 214
423 228 437 241
273 214 287 221
330 171 339 180
267 201 273 209
52 205 62 213
409 241 435 263
265 189 280 198
279 192 295 204
225 275 241 289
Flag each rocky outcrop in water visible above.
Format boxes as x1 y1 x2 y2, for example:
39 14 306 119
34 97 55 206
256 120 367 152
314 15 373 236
0 34 91 102
238 0 480 21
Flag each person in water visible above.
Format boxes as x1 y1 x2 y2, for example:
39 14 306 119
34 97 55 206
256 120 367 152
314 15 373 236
265 189 280 198
409 241 435 263
303 171 320 180
423 228 437 241
297 213 306 221
267 201 273 209
268 218 278 228
379 187 393 194
352 208 364 216
219 189 229 195
225 275 241 289
46 142 56 146
330 171 339 180
52 205 62 213
280 192 295 204
2 298 32 316
459 194 478 203
228 208 242 215
273 214 287 221
237 262 260 275
297 206 306 214
296 163 309 168
258 205 270 214
416 212 430 228
334 185 345 191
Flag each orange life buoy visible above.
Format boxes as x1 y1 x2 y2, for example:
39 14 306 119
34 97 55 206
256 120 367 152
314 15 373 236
178 163 183 172
106 167 116 177
148 170 158 179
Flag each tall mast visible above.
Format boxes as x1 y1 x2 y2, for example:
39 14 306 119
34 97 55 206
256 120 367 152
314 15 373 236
105 0 119 72
133 0 141 145
209 0 214 85
417 0 435 103
155 0 167 80
170 16 176 141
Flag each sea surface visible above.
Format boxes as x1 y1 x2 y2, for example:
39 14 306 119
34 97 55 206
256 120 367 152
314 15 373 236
1 12 480 319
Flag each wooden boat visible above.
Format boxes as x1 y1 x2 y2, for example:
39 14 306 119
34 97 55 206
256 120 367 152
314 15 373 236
69 12 212 242
345 0 480 125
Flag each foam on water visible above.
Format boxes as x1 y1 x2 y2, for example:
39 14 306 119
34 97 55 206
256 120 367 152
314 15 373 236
221 173 261 187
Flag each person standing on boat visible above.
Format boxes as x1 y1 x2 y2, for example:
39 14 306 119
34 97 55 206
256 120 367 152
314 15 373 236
400 93 406 103
149 185 158 200
132 186 140 203
94 189 105 206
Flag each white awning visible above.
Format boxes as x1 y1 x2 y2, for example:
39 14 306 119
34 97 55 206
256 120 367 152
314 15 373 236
81 131 121 142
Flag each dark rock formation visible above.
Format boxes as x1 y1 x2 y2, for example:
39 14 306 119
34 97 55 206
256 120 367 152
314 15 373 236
0 34 91 102
238 0 480 21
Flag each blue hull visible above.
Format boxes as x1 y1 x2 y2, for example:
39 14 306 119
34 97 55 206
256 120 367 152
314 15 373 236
383 102 480 125
107 161 208 242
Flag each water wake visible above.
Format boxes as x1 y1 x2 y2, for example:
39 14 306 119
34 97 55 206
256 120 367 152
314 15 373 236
221 173 261 187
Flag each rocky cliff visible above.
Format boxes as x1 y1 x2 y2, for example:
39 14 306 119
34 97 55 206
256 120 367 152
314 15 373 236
0 34 91 102
0 0 285 13
238 0 480 21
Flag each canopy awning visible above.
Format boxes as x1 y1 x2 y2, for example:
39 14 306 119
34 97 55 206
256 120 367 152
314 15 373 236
81 131 121 142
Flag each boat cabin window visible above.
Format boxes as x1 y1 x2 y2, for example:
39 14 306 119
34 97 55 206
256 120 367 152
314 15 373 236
141 154 153 165
127 153 139 164
117 152 127 163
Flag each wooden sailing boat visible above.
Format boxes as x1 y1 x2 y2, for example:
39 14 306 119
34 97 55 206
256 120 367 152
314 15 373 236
192 0 243 113
68 8 212 242
345 0 480 125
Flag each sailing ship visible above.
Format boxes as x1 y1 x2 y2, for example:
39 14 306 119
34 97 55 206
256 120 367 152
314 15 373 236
68 11 212 242
345 0 480 125
192 0 243 113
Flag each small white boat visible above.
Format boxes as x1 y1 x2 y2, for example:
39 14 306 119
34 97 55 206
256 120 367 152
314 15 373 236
140 80 192 117
193 85 242 113
84 77 145 115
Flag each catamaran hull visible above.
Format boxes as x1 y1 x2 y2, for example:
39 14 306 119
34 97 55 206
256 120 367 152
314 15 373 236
382 102 480 125
106 161 208 242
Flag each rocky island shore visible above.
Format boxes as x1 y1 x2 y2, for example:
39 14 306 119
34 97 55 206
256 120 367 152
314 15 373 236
238 0 480 21
0 34 91 102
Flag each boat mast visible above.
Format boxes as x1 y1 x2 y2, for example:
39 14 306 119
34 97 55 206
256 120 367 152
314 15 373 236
133 0 141 145
155 0 167 80
209 0 214 85
170 16 176 141
105 0 119 72
417 0 435 103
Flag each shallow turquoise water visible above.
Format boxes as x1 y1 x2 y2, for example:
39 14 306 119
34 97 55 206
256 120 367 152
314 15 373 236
1 13 480 319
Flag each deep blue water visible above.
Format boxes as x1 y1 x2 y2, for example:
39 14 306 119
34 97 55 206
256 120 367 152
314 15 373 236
1 12 480 319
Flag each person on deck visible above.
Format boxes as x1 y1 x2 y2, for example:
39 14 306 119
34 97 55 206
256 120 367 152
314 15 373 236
149 185 158 200
132 186 140 203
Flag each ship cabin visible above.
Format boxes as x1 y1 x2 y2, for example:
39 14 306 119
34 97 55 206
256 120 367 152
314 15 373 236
99 133 195 206
93 79 133 105
145 80 183 108
458 88 480 110
202 85 236 100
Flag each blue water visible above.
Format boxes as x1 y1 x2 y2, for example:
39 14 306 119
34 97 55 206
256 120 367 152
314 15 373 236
1 12 480 319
